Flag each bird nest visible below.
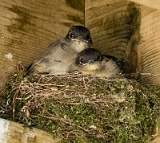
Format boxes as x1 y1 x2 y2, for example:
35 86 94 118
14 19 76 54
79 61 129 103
1 64 160 143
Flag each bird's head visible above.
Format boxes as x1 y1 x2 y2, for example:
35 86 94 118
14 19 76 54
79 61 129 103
75 48 103 71
65 26 92 52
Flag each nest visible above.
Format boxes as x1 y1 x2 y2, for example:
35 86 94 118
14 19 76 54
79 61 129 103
1 65 160 143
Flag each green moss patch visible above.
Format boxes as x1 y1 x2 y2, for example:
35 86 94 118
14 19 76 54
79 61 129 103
1 68 160 143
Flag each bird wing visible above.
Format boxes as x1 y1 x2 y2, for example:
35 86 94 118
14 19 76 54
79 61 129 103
28 39 77 74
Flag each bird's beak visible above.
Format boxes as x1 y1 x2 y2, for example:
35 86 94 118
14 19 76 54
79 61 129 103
77 36 84 41
88 60 94 64
71 36 89 44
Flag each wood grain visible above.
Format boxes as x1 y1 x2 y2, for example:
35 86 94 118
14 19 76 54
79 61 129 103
137 6 160 85
129 0 160 10
85 1 138 60
0 118 59 143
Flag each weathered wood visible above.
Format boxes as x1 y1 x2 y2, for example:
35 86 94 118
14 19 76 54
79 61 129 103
150 137 160 143
149 120 160 143
0 0 84 90
128 0 160 10
137 6 160 85
85 0 131 59
0 118 59 143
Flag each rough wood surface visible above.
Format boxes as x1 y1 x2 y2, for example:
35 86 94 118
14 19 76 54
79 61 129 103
137 6 160 85
129 0 160 10
149 120 160 143
0 118 59 143
86 0 131 59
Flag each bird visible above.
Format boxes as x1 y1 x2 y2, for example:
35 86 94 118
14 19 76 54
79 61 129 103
28 26 92 75
69 48 121 78
104 55 125 71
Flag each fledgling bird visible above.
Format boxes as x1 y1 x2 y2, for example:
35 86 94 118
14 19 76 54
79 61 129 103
28 26 92 75
104 55 125 71
69 48 121 78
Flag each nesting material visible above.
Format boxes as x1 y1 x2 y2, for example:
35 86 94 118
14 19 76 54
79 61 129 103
1 67 160 143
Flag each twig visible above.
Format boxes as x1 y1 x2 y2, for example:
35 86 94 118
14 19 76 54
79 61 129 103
12 88 20 120
39 114 71 125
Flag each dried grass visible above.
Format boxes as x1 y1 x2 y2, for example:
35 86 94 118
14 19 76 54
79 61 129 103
1 64 160 143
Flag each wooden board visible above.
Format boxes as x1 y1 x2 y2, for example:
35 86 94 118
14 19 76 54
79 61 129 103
149 119 160 143
129 0 160 10
136 6 160 85
85 0 130 59
150 136 160 143
0 118 59 143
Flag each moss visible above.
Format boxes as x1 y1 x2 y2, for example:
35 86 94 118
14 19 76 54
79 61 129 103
1 69 160 143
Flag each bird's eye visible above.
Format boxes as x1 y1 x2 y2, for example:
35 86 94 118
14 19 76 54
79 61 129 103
69 32 75 39
97 55 102 61
86 35 91 41
79 58 84 64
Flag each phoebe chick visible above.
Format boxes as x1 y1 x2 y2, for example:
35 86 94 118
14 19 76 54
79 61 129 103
28 26 92 75
70 48 121 78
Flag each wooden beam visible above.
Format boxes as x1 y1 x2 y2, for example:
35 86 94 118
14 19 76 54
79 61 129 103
136 6 160 85
128 0 160 9
0 118 59 143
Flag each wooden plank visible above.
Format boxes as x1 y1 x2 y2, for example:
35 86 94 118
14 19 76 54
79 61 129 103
149 119 160 143
137 7 160 85
128 0 160 10
85 0 131 59
150 137 160 143
0 118 59 143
